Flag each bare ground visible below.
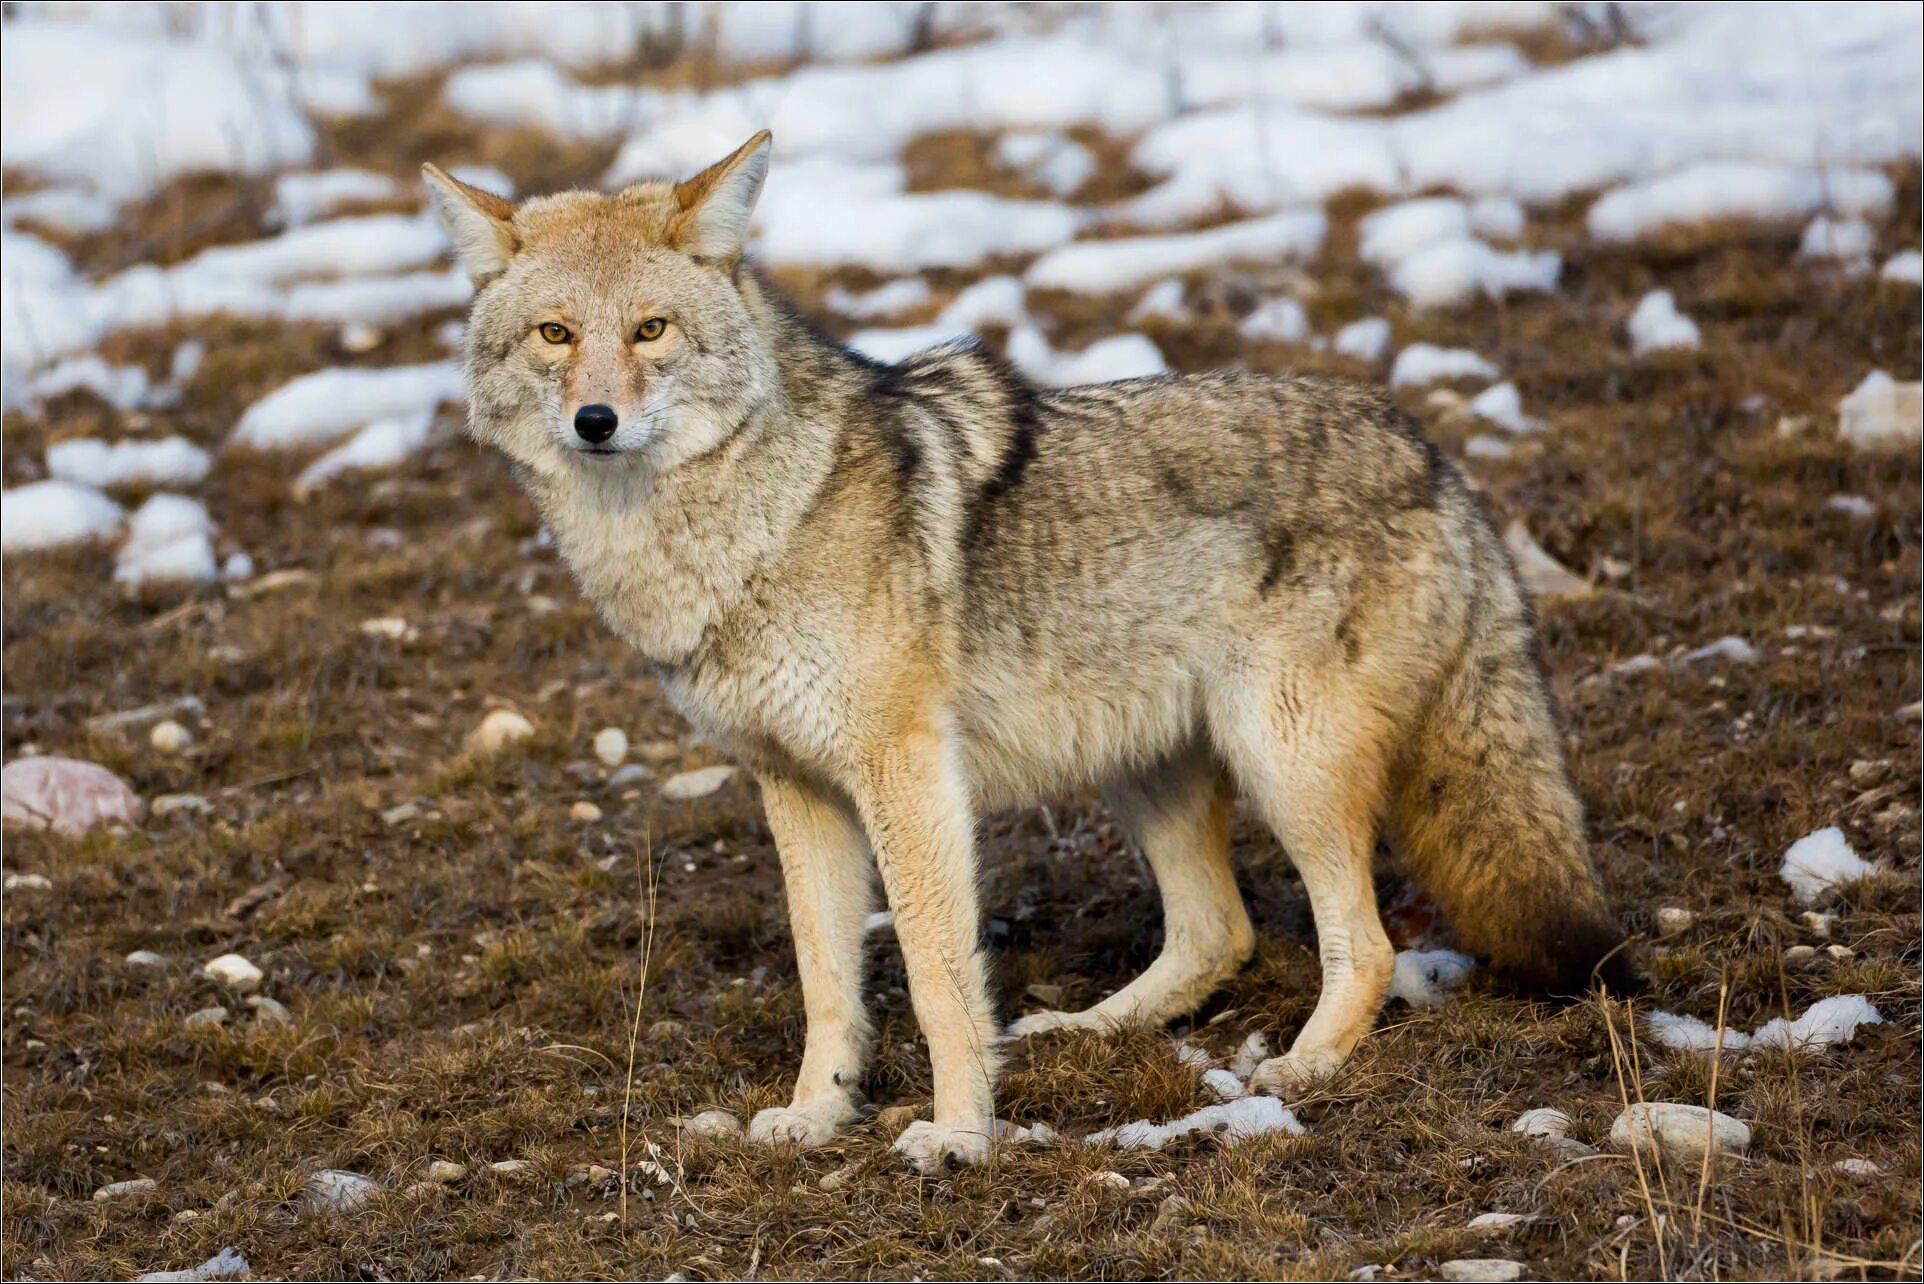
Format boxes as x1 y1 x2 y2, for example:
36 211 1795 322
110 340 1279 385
3 54 1920 1284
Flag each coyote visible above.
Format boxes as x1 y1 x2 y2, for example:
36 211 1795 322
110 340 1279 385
425 132 1630 1173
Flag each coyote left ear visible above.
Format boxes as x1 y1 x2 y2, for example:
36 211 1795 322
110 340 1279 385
422 163 520 285
668 130 772 264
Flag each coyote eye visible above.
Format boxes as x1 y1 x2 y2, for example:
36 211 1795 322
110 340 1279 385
634 317 667 343
537 322 571 344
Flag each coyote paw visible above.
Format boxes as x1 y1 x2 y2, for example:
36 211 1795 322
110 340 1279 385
1006 1009 1108 1039
891 1119 991 1174
1247 1051 1343 1101
747 1101 848 1148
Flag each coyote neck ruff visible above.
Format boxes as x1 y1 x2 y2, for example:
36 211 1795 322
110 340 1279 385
426 132 1631 1174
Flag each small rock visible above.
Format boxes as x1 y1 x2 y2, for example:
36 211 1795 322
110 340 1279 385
685 1109 742 1139
1824 944 1855 962
608 763 650 788
2 756 146 836
874 1104 920 1132
1784 945 1818 967
647 1019 685 1041
566 1163 617 1188
152 793 212 817
570 800 603 822
150 720 193 753
660 765 736 801
1467 1212 1531 1232
1512 1107 1573 1142
246 995 292 1025
339 321 385 354
593 727 629 767
125 949 169 968
1088 1170 1132 1191
1802 911 1836 938
1440 1260 1524 1282
305 1169 380 1214
359 616 418 643
636 739 682 764
1848 759 1892 785
424 1159 468 1184
1503 521 1590 600
1833 1157 1882 1179
489 1159 533 1176
1611 1102 1750 1164
135 1246 251 1283
94 1177 159 1200
382 801 422 825
184 1006 229 1030
466 709 536 754
1655 907 1694 937
818 1163 859 1191
5 872 52 891
201 953 263 992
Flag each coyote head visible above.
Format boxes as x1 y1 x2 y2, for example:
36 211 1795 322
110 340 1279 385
424 132 777 478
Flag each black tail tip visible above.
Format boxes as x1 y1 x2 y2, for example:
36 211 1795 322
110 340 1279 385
1497 911 1644 999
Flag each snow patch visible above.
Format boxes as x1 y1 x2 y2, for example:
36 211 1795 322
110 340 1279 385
1 481 124 552
1628 290 1702 355
48 437 211 490
1389 344 1497 388
232 363 464 451
1779 827 1884 903
1389 949 1476 1007
1088 1094 1304 1150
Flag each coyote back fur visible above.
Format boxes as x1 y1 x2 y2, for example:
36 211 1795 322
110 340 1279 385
426 133 1630 1173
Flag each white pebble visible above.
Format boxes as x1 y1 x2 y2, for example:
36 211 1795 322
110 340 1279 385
95 1177 159 1200
305 1169 380 1214
660 765 736 801
201 952 263 992
570 801 603 822
466 708 535 754
1512 1107 1573 1141
150 720 193 753
1611 1102 1750 1163
593 727 629 767
685 1108 743 1139
1440 1260 1524 1282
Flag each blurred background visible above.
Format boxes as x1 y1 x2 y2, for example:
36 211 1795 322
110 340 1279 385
1 4 1919 1281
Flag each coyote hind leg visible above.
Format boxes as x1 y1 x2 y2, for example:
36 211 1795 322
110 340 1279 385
1008 749 1254 1038
1209 676 1395 1100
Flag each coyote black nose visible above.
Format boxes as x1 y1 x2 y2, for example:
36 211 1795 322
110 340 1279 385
574 404 618 444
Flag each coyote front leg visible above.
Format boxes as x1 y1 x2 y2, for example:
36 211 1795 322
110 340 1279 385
855 721 999 1173
748 773 873 1147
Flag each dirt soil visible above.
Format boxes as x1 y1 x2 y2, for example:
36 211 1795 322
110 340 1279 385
3 47 1920 1284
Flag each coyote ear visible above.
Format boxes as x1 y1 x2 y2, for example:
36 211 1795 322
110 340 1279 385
668 130 772 264
422 163 520 284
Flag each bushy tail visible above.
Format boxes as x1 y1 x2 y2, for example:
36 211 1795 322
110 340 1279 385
1389 565 1637 996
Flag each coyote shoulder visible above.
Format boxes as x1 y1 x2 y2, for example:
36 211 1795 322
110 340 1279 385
426 132 1630 1173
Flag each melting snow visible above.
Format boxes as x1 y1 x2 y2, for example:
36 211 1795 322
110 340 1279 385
1628 290 1703 355
1779 827 1884 903
1647 995 1883 1054
48 438 211 490
232 363 465 451
1088 1094 1304 1150
1 480 124 552
1389 948 1476 1007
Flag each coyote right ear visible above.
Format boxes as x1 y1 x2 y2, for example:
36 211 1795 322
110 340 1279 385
422 163 520 285
668 130 772 264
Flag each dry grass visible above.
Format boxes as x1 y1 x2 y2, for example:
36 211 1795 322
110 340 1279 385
3 38 1919 1283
